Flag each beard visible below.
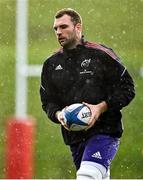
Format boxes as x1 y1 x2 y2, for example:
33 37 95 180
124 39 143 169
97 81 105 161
58 37 68 47
57 27 79 49
58 36 77 49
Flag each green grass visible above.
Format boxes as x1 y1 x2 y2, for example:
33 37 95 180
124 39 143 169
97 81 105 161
0 0 143 178
111 76 143 179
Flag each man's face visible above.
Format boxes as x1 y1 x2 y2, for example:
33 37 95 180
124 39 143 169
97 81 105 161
53 14 81 48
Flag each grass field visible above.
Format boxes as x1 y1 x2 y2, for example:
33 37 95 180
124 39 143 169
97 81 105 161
0 0 143 178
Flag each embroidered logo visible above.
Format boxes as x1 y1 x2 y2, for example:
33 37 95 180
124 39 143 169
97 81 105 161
81 58 91 68
55 64 63 70
91 151 102 159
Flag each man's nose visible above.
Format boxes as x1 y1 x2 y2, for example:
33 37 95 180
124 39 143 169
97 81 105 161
56 28 62 35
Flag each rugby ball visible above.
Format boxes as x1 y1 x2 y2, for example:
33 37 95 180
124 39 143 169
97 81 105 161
62 103 91 131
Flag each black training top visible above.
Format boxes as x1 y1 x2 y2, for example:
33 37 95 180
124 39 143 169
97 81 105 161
40 39 135 145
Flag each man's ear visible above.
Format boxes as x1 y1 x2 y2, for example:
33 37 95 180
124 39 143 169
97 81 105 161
75 23 82 32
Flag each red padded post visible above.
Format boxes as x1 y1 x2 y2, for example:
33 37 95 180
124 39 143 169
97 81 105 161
5 117 35 179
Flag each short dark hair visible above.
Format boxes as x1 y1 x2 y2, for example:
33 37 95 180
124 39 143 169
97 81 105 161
55 8 82 25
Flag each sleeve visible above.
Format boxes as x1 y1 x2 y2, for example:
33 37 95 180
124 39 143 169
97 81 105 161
40 61 61 123
103 55 135 110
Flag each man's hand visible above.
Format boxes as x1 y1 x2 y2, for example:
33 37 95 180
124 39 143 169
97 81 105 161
55 110 70 131
83 101 108 130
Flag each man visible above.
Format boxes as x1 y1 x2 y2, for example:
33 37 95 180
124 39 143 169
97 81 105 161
40 8 135 179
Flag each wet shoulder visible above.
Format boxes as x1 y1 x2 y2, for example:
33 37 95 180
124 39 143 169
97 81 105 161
84 41 119 60
44 48 63 65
